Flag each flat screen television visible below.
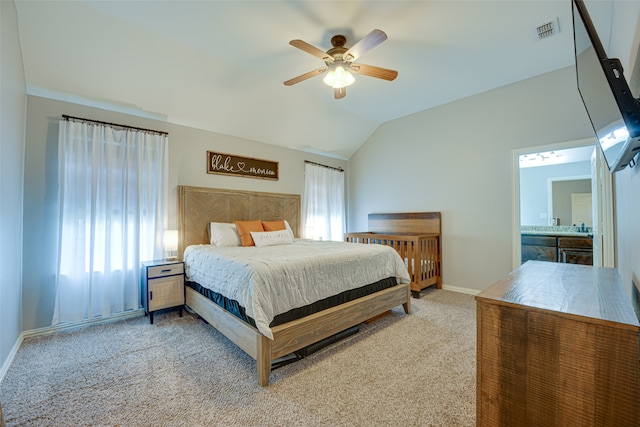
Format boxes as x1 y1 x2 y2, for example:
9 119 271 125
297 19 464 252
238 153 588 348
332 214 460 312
573 0 640 173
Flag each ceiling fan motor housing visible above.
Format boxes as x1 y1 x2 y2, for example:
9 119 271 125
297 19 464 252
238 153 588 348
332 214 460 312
327 35 348 61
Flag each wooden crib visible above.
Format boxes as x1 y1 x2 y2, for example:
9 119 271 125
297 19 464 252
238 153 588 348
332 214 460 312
345 212 441 298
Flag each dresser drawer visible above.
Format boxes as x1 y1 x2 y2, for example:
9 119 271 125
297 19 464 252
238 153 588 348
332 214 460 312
148 263 184 278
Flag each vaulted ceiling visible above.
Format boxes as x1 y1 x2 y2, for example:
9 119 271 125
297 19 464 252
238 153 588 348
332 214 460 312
14 1 615 159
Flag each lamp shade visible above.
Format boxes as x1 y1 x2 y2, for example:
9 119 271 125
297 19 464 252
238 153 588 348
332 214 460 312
163 230 178 252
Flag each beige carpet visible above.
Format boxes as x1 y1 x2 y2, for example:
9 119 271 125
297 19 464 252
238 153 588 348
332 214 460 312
0 288 476 426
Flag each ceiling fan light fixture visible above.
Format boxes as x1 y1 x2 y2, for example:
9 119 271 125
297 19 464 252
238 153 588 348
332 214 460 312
285 29 396 99
323 64 355 89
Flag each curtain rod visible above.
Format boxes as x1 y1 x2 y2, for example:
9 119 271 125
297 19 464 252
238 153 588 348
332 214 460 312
62 114 169 136
305 160 344 172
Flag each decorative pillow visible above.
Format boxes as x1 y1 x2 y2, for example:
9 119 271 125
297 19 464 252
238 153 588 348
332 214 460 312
234 220 265 246
283 220 295 239
250 230 294 247
209 222 241 247
263 219 295 239
262 220 286 232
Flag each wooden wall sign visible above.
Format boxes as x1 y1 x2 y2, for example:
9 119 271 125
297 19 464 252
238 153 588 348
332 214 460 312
207 151 279 180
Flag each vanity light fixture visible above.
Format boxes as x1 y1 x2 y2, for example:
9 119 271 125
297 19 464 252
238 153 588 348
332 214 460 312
519 150 566 168
519 151 562 163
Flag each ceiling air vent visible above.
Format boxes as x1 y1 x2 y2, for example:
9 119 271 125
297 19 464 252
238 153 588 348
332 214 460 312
534 18 560 40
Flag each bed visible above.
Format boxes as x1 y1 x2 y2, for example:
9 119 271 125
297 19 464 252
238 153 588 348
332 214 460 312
344 212 442 297
177 186 412 386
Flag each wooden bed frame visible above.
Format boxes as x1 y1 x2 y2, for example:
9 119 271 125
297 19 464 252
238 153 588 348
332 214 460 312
344 212 442 297
177 186 411 386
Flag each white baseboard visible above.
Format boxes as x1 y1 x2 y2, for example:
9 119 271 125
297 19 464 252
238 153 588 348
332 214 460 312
0 333 23 384
441 284 481 295
22 308 145 339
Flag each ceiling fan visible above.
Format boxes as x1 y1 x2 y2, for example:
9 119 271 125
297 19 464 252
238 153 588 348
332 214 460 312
283 29 398 99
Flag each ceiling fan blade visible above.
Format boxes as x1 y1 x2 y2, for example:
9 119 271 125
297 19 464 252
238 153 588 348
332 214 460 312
289 40 334 63
283 67 327 86
334 87 346 99
343 29 388 62
350 63 398 81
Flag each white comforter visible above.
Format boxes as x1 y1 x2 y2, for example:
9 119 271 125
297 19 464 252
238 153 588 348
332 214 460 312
184 239 411 339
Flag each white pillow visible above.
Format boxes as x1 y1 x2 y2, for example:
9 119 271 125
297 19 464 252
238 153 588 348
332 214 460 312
283 220 295 239
250 230 294 247
209 222 241 247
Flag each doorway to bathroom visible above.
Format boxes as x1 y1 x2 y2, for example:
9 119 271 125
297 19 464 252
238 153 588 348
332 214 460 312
513 138 614 268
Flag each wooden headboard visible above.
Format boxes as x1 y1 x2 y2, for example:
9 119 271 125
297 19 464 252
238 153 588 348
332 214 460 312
177 186 300 259
367 212 441 235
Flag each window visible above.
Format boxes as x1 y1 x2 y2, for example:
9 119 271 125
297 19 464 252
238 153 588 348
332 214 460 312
53 119 167 324
301 162 345 241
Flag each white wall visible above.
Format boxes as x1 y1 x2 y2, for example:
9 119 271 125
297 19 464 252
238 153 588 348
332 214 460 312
615 162 640 295
348 66 595 292
0 0 26 376
21 95 347 331
611 0 640 297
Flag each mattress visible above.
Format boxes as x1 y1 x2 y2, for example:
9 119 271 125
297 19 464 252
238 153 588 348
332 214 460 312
184 239 411 339
186 276 398 329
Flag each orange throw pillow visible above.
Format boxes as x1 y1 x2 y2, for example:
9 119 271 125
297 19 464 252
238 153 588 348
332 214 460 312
234 220 265 246
262 220 286 232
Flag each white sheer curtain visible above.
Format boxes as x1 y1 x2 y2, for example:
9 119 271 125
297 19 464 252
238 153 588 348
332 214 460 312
53 119 168 325
301 162 345 241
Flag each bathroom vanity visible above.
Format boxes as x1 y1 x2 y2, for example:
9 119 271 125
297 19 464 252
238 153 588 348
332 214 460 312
521 226 592 265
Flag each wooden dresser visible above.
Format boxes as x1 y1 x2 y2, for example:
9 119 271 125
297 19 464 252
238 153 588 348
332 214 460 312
476 261 640 426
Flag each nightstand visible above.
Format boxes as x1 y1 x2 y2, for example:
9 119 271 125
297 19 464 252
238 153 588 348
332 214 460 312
141 259 185 324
